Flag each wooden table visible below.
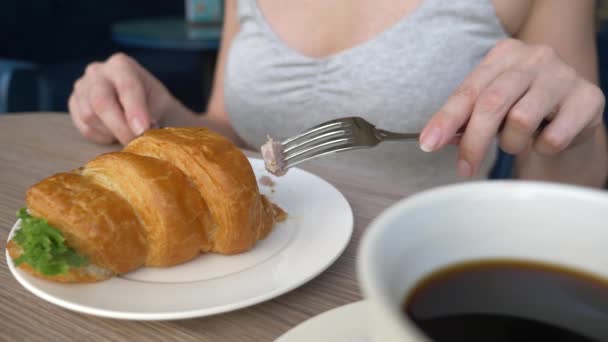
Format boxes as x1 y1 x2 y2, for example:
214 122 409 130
0 113 411 341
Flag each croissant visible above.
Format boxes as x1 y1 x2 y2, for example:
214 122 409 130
7 127 286 283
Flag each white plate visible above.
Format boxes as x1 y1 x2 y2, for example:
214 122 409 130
276 301 370 342
6 158 353 320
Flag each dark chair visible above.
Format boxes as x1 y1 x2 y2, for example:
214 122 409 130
0 59 48 113
489 149 514 179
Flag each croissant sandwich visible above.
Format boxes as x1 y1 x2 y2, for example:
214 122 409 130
7 127 286 283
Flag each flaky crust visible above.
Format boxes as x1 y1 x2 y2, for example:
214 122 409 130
24 173 147 275
260 195 287 240
82 152 212 266
124 127 277 254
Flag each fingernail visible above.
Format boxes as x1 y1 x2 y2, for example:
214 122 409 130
420 127 442 152
457 159 472 178
131 117 147 136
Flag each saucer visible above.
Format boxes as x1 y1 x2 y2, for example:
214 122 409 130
276 301 370 342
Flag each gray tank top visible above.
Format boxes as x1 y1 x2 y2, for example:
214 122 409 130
225 0 507 191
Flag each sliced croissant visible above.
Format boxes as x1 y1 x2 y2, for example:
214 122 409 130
124 127 285 254
8 172 147 282
9 127 287 283
82 152 212 266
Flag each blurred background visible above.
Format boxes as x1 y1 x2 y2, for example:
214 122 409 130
0 0 221 114
2 1 608 118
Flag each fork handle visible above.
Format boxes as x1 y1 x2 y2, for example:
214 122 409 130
375 129 420 141
377 118 550 142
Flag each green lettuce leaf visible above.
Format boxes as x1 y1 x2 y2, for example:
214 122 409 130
12 208 88 275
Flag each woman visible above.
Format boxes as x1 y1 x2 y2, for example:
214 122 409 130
69 0 608 189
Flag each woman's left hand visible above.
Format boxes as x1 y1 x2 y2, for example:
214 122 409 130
419 38 605 178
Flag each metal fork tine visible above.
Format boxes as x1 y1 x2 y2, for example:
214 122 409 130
284 137 354 162
285 144 362 169
261 116 408 174
283 128 349 153
282 120 349 146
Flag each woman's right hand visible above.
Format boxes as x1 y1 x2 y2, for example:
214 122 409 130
69 53 178 145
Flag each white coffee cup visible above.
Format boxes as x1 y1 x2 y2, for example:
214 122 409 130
357 181 608 341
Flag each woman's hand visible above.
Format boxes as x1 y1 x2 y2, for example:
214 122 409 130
69 53 180 145
419 38 605 178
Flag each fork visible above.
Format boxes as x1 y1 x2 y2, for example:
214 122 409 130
262 116 552 175
261 116 450 175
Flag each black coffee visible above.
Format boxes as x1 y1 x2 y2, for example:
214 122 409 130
404 260 608 341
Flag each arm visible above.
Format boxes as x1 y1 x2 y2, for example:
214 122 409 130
69 0 243 146
161 0 246 146
419 0 608 188
513 0 608 187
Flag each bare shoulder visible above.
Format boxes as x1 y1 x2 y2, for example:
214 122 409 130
492 0 533 36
